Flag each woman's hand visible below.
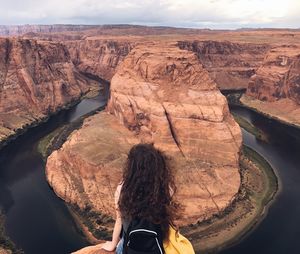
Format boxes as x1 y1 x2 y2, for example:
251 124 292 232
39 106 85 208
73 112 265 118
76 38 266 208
101 241 116 252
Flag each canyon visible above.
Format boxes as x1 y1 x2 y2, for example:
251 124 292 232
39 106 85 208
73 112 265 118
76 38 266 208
0 25 300 253
46 41 242 227
0 37 95 147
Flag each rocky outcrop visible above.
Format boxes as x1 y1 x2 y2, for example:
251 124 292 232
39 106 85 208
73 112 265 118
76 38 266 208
178 40 270 90
0 38 93 146
66 39 133 81
247 45 300 103
72 244 110 254
107 43 242 166
0 248 11 254
46 42 242 232
242 44 300 127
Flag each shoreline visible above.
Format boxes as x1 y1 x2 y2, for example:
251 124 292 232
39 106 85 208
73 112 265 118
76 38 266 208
19 90 280 254
56 144 278 254
38 98 279 253
0 85 103 253
240 95 300 131
0 83 103 152
182 145 278 253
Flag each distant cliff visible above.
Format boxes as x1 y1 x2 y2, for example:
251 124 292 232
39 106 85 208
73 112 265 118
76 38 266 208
0 25 97 36
66 39 134 81
247 44 300 103
0 38 93 146
178 40 270 90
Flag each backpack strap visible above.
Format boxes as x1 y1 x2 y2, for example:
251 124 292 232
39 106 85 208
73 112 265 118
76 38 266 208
123 218 164 254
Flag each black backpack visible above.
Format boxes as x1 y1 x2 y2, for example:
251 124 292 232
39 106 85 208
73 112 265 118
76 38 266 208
123 218 164 254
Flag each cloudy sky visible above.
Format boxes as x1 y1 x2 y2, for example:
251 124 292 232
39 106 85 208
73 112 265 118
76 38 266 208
0 0 299 29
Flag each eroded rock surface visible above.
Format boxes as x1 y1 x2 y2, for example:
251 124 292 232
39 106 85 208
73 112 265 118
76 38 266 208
247 45 300 103
66 39 133 81
0 38 93 145
178 40 269 90
243 44 300 126
46 43 242 233
0 248 11 254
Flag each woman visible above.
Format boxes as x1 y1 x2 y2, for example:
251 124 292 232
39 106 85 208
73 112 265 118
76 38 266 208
101 143 180 253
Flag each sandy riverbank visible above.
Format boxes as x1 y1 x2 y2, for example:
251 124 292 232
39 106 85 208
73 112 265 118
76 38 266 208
240 95 300 130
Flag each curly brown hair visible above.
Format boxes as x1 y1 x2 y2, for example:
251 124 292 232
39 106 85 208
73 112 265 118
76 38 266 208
118 143 181 240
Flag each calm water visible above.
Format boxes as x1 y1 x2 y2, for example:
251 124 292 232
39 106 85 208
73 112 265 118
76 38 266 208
0 84 109 254
1 91 300 253
222 105 300 254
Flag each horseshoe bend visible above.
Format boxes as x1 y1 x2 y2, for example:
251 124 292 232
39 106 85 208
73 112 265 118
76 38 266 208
3 25 300 254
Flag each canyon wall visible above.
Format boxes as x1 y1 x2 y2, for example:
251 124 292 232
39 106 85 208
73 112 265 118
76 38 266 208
66 39 133 81
46 42 242 229
247 45 300 103
241 44 300 126
178 40 269 90
0 38 93 145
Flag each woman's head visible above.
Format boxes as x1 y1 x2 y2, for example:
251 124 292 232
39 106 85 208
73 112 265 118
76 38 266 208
119 143 180 239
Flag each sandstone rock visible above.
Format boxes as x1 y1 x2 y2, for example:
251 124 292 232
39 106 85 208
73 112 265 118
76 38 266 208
0 38 93 145
107 43 242 166
0 248 11 254
46 113 138 216
243 45 300 126
0 247 12 254
71 244 113 254
178 40 270 90
247 45 300 103
66 39 133 81
46 42 242 231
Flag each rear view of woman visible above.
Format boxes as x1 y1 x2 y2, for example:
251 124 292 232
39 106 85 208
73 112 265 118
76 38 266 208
101 143 181 253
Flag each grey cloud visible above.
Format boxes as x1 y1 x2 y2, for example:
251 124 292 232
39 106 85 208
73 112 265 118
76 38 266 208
0 0 298 28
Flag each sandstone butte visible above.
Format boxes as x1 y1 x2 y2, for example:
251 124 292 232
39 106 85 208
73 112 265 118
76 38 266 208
46 42 242 253
0 37 94 147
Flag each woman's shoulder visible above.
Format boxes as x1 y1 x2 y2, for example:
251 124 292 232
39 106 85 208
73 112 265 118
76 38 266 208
114 182 123 201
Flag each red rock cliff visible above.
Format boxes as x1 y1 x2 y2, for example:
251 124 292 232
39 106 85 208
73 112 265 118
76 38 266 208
46 42 242 229
0 38 93 145
65 39 133 81
247 45 300 103
241 44 300 126
178 40 269 90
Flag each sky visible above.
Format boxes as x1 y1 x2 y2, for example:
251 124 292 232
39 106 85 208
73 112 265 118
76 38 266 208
0 0 299 29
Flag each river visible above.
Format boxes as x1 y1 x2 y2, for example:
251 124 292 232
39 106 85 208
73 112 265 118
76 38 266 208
0 84 109 254
222 105 300 254
0 90 300 253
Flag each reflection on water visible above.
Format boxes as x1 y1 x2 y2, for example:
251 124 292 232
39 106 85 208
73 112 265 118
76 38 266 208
0 84 109 254
222 105 300 254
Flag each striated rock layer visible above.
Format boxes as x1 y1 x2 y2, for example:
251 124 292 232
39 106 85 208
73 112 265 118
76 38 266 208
66 39 133 81
243 44 300 127
46 42 242 230
247 45 300 103
178 40 270 90
0 38 93 145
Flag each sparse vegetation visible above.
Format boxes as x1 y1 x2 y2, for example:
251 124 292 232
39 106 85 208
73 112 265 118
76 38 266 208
68 204 114 241
0 212 24 254
37 105 105 160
